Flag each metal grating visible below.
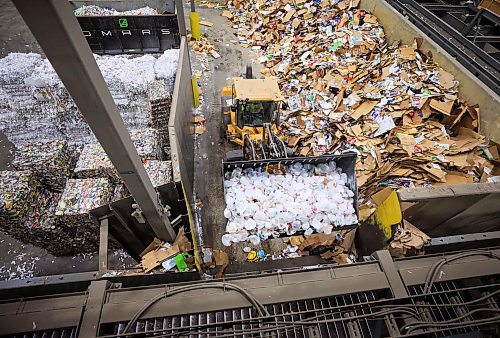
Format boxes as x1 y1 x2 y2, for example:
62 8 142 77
387 0 500 94
98 280 500 337
101 290 385 337
11 327 77 338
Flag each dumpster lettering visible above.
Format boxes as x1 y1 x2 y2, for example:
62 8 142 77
76 15 180 53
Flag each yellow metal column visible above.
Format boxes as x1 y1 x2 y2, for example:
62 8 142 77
190 11 201 41
192 76 200 108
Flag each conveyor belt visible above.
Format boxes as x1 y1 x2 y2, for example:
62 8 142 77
1 248 499 337
387 0 500 95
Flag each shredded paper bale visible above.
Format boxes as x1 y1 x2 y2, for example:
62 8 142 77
0 51 178 147
222 162 357 246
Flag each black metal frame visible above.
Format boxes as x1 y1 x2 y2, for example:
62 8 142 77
0 248 499 337
386 0 500 95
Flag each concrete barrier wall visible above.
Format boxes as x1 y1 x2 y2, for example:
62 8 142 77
169 36 195 204
361 0 500 143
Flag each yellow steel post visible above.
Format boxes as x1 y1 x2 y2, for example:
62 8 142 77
192 76 200 108
190 11 201 41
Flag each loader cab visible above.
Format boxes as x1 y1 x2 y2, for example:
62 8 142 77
236 99 279 129
231 77 284 130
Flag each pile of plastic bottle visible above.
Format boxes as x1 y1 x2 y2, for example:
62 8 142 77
222 161 358 246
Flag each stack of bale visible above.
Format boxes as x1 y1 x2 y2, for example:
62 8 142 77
0 171 44 232
144 160 173 187
130 128 159 160
12 140 73 192
148 80 172 130
111 160 173 201
55 178 112 254
73 143 117 180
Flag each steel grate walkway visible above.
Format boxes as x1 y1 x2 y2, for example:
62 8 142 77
104 290 383 338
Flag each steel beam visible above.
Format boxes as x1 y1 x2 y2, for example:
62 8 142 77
12 0 175 242
99 219 109 273
78 281 109 338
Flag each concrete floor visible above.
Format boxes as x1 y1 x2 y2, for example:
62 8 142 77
190 6 302 264
0 0 136 281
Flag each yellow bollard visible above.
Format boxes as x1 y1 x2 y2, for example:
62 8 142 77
191 76 200 108
189 11 201 41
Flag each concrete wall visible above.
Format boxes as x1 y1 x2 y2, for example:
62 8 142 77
361 0 500 143
169 36 195 204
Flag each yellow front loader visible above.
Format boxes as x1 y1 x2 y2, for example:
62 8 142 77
221 71 288 161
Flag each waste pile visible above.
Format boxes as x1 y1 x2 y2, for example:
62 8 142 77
12 140 73 192
223 0 495 205
74 5 159 16
222 161 357 246
140 229 194 273
54 178 113 254
238 229 356 264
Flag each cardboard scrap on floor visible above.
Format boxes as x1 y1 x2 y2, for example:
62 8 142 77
189 37 220 60
297 229 357 264
140 231 193 272
194 114 206 135
213 250 229 278
389 220 431 257
199 20 214 27
222 0 497 209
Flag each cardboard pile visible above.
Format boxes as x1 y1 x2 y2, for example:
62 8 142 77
12 140 73 192
189 37 221 60
224 0 496 204
140 228 193 272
